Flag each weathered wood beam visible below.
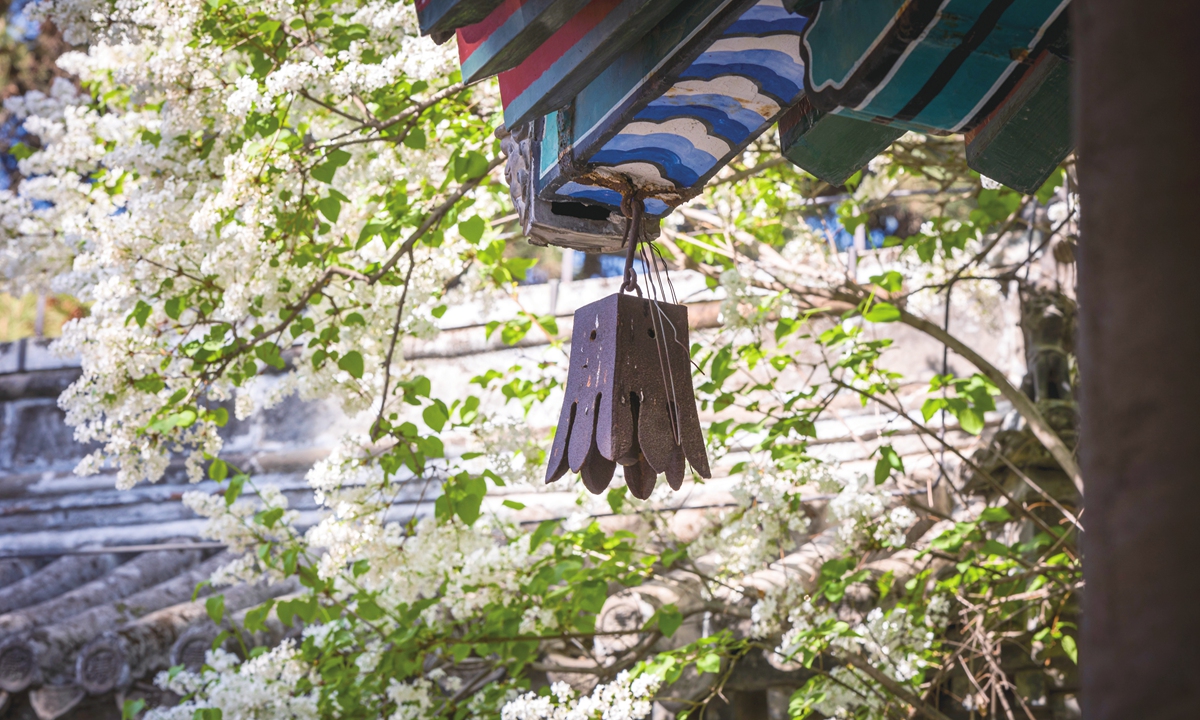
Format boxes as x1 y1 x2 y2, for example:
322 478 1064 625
965 51 1073 194
0 548 203 636
1076 1 1200 718
778 96 905 187
415 0 505 43
0 555 123 616
498 0 686 128
457 0 591 84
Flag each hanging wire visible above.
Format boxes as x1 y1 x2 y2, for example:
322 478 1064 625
620 193 684 445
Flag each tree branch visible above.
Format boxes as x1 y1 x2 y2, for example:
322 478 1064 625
896 308 1084 495
839 652 955 720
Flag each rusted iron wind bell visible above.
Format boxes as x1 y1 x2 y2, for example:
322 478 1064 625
545 201 710 499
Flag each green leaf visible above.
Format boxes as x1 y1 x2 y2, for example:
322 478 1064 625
317 195 341 223
606 486 628 515
868 271 904 293
958 406 985 435
206 594 225 625
337 351 364 379
146 409 198 434
122 699 146 720
244 599 275 633
456 491 483 526
576 579 607 613
225 474 246 506
876 570 895 599
873 445 904 485
1035 167 1065 205
164 296 186 321
254 343 286 370
455 150 490 181
921 398 946 422
256 507 285 528
129 300 152 328
311 149 351 184
9 141 35 160
862 302 901 323
656 604 683 638
133 375 165 394
979 506 1014 523
357 598 384 621
422 402 448 432
696 653 721 674
403 127 426 150
459 215 486 243
502 499 526 510
1060 634 1078 664
208 458 228 482
530 519 560 552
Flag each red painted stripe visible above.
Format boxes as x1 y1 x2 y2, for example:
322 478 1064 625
498 0 621 105
457 0 530 63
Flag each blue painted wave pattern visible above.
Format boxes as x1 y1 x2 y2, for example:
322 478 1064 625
561 0 808 211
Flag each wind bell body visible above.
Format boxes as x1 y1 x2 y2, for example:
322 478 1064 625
546 293 711 499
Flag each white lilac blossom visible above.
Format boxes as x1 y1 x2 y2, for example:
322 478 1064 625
3 0 478 490
501 673 663 720
149 645 319 720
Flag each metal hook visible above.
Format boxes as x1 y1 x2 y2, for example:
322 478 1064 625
620 194 644 297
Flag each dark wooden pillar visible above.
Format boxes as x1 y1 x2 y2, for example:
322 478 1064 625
1075 2 1200 719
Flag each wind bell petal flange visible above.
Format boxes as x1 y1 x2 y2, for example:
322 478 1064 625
546 293 710 500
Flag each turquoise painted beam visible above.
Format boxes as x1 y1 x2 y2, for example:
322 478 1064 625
456 0 592 85
415 0 505 42
965 51 1073 194
778 96 904 186
800 0 1072 135
497 0 687 129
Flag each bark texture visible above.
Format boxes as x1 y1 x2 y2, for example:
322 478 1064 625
1075 2 1200 719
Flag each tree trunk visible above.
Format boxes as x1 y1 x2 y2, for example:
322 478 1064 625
76 577 299 693
1075 2 1200 719
0 555 123 615
0 552 235 692
0 548 203 636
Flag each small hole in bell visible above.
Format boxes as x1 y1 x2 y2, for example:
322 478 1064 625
647 328 655 338
590 330 597 340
